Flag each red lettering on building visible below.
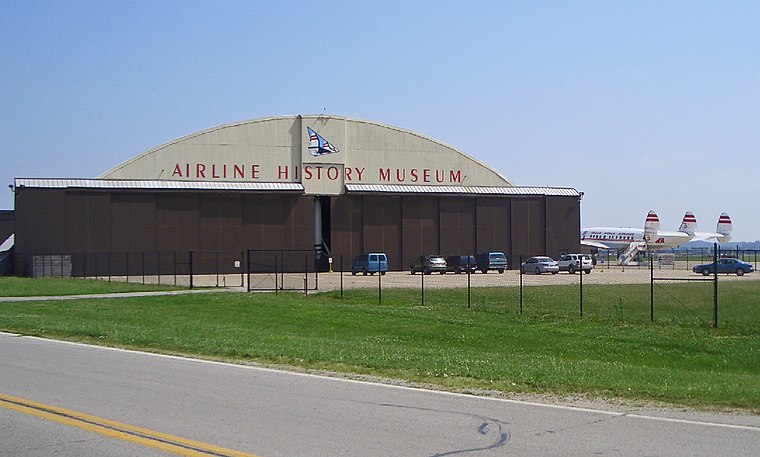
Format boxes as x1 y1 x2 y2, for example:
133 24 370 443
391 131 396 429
379 168 391 181
196 164 206 178
327 166 339 180
449 170 461 183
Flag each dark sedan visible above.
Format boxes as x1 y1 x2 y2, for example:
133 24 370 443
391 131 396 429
692 258 754 276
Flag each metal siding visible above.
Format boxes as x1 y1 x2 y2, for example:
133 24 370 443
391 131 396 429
545 196 581 256
329 196 363 266
14 178 304 192
507 199 535 268
16 188 67 254
362 196 402 270
401 196 440 266
439 197 476 258
345 183 580 197
475 198 510 256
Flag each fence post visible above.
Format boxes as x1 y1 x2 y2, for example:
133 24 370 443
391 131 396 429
467 256 471 309
519 255 523 315
340 255 344 299
421 258 425 306
189 250 194 289
246 249 251 292
173 251 177 286
579 262 583 317
649 254 654 322
378 269 382 305
240 251 244 288
713 243 718 328
304 254 308 296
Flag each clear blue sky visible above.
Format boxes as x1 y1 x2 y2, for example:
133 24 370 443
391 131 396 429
2 1 758 241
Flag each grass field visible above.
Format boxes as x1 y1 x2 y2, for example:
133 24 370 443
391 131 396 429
0 277 180 296
0 278 758 412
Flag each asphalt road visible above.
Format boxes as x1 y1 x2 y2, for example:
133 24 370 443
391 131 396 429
1 332 758 457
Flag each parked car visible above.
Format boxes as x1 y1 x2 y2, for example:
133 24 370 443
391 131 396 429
692 258 754 276
351 253 388 275
410 255 447 274
475 251 508 273
521 256 559 274
557 253 593 274
445 255 477 274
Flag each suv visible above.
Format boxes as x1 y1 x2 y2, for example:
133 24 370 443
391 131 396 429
475 251 508 274
351 253 388 275
410 255 447 274
446 255 476 274
557 253 593 274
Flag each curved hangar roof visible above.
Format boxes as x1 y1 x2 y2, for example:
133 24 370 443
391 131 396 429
100 115 517 196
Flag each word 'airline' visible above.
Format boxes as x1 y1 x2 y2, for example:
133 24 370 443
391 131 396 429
581 211 732 264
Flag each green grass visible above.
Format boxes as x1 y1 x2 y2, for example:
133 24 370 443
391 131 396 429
0 278 758 412
0 277 181 296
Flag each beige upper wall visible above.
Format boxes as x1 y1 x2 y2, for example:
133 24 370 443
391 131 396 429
100 115 513 195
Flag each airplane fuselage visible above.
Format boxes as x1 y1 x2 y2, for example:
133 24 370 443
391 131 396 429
581 227 692 250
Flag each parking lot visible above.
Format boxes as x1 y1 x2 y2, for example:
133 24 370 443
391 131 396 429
219 262 757 292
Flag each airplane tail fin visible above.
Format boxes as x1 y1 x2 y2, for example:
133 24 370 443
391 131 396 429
679 211 697 235
717 213 732 242
644 210 660 241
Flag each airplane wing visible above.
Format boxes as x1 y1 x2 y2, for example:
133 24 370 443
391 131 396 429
581 240 611 249
690 232 725 243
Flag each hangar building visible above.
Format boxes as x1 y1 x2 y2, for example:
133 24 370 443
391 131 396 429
11 115 581 276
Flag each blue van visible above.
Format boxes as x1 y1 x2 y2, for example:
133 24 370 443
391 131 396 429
475 251 508 273
351 253 388 275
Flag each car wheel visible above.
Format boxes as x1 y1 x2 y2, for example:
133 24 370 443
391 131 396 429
551 271 558 275
498 269 504 274
535 267 541 274
351 271 357 276
736 268 745 276
363 268 368 276
585 269 591 274
568 265 575 274
411 267 416 274
455 268 461 274
380 271 386 276
702 268 710 276
423 267 430 275
481 269 488 274
439 270 445 275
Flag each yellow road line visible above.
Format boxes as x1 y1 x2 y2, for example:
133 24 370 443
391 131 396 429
0 393 261 457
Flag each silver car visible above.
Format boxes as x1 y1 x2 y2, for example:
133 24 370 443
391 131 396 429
521 256 559 275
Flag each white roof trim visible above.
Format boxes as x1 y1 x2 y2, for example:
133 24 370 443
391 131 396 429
344 183 580 197
14 179 304 192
